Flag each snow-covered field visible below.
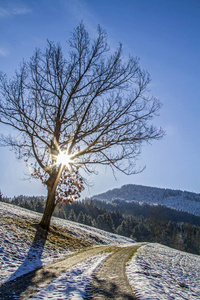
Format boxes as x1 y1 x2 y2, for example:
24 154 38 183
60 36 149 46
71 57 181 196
0 201 132 285
1 201 200 299
31 253 111 300
127 243 200 299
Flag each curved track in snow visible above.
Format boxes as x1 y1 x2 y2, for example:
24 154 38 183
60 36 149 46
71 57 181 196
0 245 140 299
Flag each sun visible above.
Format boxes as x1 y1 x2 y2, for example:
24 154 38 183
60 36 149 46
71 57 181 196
56 151 73 167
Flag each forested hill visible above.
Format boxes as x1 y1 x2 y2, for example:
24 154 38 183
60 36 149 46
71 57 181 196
1 193 200 255
93 184 200 216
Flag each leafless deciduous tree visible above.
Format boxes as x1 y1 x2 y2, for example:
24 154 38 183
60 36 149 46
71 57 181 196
0 23 164 230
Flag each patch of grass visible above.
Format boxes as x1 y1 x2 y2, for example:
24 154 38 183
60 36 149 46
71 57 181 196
178 282 188 289
126 246 140 264
2 214 92 252
47 224 91 250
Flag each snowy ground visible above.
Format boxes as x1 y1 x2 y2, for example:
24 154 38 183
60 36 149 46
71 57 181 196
0 201 132 285
30 253 111 300
127 243 200 299
1 201 200 299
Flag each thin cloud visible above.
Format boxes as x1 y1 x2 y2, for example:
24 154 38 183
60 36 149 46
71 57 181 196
0 48 8 56
0 6 31 18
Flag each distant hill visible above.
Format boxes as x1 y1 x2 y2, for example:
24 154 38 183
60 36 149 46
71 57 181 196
1 194 200 254
93 184 200 216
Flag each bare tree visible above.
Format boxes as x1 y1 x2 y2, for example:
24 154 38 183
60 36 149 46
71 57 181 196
0 23 164 230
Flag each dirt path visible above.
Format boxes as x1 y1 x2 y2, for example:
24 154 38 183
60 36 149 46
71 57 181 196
0 244 140 299
86 245 139 299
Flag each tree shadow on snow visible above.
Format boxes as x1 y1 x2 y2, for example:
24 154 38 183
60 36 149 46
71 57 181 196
85 275 138 300
0 225 49 300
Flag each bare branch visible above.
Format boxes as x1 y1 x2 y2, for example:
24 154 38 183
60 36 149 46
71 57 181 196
0 22 164 227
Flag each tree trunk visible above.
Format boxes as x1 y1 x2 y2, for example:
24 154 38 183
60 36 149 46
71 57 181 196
39 164 64 230
39 176 57 230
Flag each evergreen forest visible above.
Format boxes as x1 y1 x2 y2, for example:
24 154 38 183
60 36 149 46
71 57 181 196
1 193 200 255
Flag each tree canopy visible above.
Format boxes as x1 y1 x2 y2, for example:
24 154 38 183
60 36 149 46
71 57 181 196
0 23 164 229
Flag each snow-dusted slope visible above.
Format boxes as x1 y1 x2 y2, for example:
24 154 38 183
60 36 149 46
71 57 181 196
127 243 200 299
30 253 111 300
1 202 200 299
93 184 200 216
0 201 133 285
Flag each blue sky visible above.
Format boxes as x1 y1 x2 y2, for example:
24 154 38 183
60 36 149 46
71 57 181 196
0 0 200 197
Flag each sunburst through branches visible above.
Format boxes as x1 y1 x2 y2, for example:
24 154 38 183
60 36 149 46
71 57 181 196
30 138 85 206
56 151 73 168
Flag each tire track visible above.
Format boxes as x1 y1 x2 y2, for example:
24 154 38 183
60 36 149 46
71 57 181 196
0 244 140 299
86 245 140 300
